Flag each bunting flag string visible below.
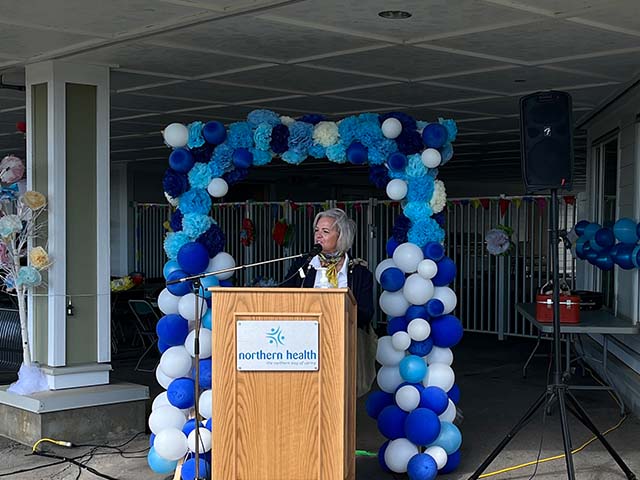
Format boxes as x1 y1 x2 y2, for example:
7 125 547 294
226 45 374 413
479 199 490 209
512 198 522 209
563 195 576 205
306 204 315 218
499 198 510 217
337 202 346 211
535 197 547 215
290 201 299 211
354 202 362 212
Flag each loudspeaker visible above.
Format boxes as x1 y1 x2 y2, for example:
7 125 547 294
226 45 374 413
520 90 573 191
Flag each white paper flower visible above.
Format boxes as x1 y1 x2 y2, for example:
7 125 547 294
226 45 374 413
430 180 447 214
313 121 339 147
279 115 295 126
164 192 179 207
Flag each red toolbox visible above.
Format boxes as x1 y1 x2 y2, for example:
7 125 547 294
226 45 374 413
535 294 581 324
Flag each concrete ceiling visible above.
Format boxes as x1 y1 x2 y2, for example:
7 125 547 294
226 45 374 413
1 0 640 190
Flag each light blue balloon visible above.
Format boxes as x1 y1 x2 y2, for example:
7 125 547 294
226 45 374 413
583 223 600 240
399 355 427 383
613 218 638 245
202 309 212 330
198 275 220 299
428 421 462 455
163 260 181 279
147 446 178 474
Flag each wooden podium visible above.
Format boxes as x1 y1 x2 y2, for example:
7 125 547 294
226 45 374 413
209 287 357 480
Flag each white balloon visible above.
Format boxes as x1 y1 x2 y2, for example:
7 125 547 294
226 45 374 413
402 274 435 305
432 287 457 314
155 366 174 390
375 258 397 283
207 177 228 198
381 118 403 139
423 362 455 392
154 428 188 461
395 385 421 412
425 346 453 366
393 243 424 274
185 328 212 359
376 336 406 366
187 428 212 453
377 365 404 393
421 148 442 169
384 438 420 473
178 293 208 322
425 445 448 470
391 331 411 351
199 389 213 419
439 399 457 423
159 346 193 379
152 391 170 411
417 259 438 279
163 123 189 148
379 290 410 317
158 288 180 315
207 252 236 280
386 179 408 201
407 318 431 342
148 405 186 435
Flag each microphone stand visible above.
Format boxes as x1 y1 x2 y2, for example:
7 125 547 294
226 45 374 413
165 247 320 479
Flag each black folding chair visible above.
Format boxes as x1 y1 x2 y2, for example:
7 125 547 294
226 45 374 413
128 300 160 372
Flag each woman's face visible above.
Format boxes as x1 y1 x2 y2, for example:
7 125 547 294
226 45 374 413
314 217 339 254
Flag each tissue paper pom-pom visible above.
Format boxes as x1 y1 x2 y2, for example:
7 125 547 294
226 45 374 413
308 144 326 159
407 176 435 202
29 246 49 269
300 114 325 125
270 124 290 154
422 123 448 149
165 192 178 207
393 213 411 243
182 213 213 239
430 180 447 214
227 122 253 149
313 122 339 147
0 155 25 184
210 143 233 176
163 169 189 198
247 109 280 127
288 121 313 154
170 210 183 232
379 112 417 132
396 130 424 155
358 121 384 149
190 144 214 164
439 118 458 143
280 115 295 126
337 116 359 145
409 218 445 247
369 165 390 189
223 168 249 186
405 154 429 178
164 232 190 259
282 151 305 165
179 189 211 215
188 162 213 190
253 123 273 151
369 139 398 165
404 201 433 223
197 223 226 258
326 143 347 163
187 121 205 149
16 266 42 288
432 212 446 228
251 148 273 166
0 215 22 237
21 191 46 210
441 143 454 165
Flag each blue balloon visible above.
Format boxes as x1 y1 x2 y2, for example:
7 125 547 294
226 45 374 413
575 238 588 260
205 418 212 431
430 315 463 348
167 377 195 409
405 408 441 446
388 152 408 170
182 418 198 437
585 248 599 264
386 237 400 257
377 405 408 440
633 245 640 268
399 355 427 383
422 123 448 149
637 222 640 240
166 269 192 296
405 305 429 321
613 243 636 270
169 148 195 173
201 309 212 329
149 433 155 447
439 449 462 474
387 316 408 335
365 390 394 419
594 228 615 249
177 242 209 275
232 147 253 169
219 279 234 287
181 458 210 480
425 298 445 317
147 446 178 474
158 340 170 353
423 242 444 261
347 141 368 165
420 386 449 415
613 218 638 245
378 440 393 473
583 222 600 240
198 275 219 299
408 338 433 357
448 383 461 404
594 252 614 271
380 267 405 292
429 421 462 454
194 358 212 390
407 452 438 480
163 260 181 279
574 220 590 237
156 314 190 346
432 257 456 286
203 121 227 144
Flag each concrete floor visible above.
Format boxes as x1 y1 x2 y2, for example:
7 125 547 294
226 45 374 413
1 332 639 479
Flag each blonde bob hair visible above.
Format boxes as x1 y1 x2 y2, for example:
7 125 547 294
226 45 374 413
313 208 356 253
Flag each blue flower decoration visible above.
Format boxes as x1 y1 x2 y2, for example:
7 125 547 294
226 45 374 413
170 209 183 232
190 143 214 163
288 121 313 155
396 130 423 155
282 150 305 165
439 118 458 143
308 143 326 159
408 218 445 247
407 175 435 202
247 109 281 127
227 122 253 149
179 188 211 215
270 124 289 154
162 169 189 198
197 223 226 258
187 121 205 149
164 231 190 259
326 143 347 163
403 201 433 223
337 116 359 145
223 168 249 186
441 142 454 165
0 215 22 237
368 138 397 165
254 123 273 151
392 213 411 243
211 143 234 177
369 165 390 189
251 148 273 166
188 162 213 190
16 266 42 288
182 213 213 239
405 154 428 178
299 114 325 125
432 211 446 228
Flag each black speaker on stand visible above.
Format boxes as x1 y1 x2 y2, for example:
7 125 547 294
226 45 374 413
468 91 636 480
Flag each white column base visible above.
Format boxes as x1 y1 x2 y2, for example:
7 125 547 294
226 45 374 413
41 363 111 390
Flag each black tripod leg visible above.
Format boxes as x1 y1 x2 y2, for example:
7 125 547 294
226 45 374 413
557 390 576 480
565 393 637 480
468 391 548 480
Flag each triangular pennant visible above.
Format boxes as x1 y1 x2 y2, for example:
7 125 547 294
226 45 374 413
499 198 510 217
471 199 481 209
453 200 462 206
461 199 470 206
535 197 547 215
354 203 362 212
479 199 490 209
563 196 576 205
290 201 299 211
337 202 346 211
322 201 330 210
512 198 522 209
306 204 315 218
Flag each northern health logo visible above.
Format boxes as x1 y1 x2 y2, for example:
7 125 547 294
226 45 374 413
266 326 285 347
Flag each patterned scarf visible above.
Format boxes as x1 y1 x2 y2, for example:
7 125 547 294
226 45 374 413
318 251 345 287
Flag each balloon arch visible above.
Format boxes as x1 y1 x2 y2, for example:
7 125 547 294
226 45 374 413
149 109 464 480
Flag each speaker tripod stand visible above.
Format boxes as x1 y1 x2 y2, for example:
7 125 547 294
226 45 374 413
469 189 636 480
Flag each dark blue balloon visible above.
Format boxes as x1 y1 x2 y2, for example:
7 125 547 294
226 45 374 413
158 340 170 353
634 245 640 269
423 242 445 261
387 316 408 335
425 298 445 317
574 220 590 236
347 141 368 165
380 267 405 292
575 238 588 260
439 449 462 474
156 313 190 346
169 148 195 173
377 405 408 440
205 418 212 431
420 386 449 415
585 248 599 264
219 279 233 287
365 390 394 419
386 237 400 257
422 123 448 149
613 243 636 270
594 252 614 271
405 408 441 446
232 148 253 169
407 452 438 480
194 358 212 390
409 338 433 357
202 121 227 144
378 440 392 473
177 241 209 274
166 269 192 296
181 458 210 480
405 305 429 321
430 314 463 348
182 418 198 437
149 433 155 447
594 228 615 249
583 222 600 240
448 383 461 404
168 377 195 409
388 152 408 171
432 257 456 286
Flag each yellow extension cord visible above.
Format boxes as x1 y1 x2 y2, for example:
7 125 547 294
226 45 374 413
32 438 72 453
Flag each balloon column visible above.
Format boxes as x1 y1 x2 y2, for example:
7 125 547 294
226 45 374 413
574 218 640 270
150 109 459 479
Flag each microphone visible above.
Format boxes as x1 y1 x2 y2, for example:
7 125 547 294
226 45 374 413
296 244 322 280
309 243 322 257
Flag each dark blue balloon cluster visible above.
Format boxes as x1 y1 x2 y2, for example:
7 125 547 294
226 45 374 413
575 218 640 270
